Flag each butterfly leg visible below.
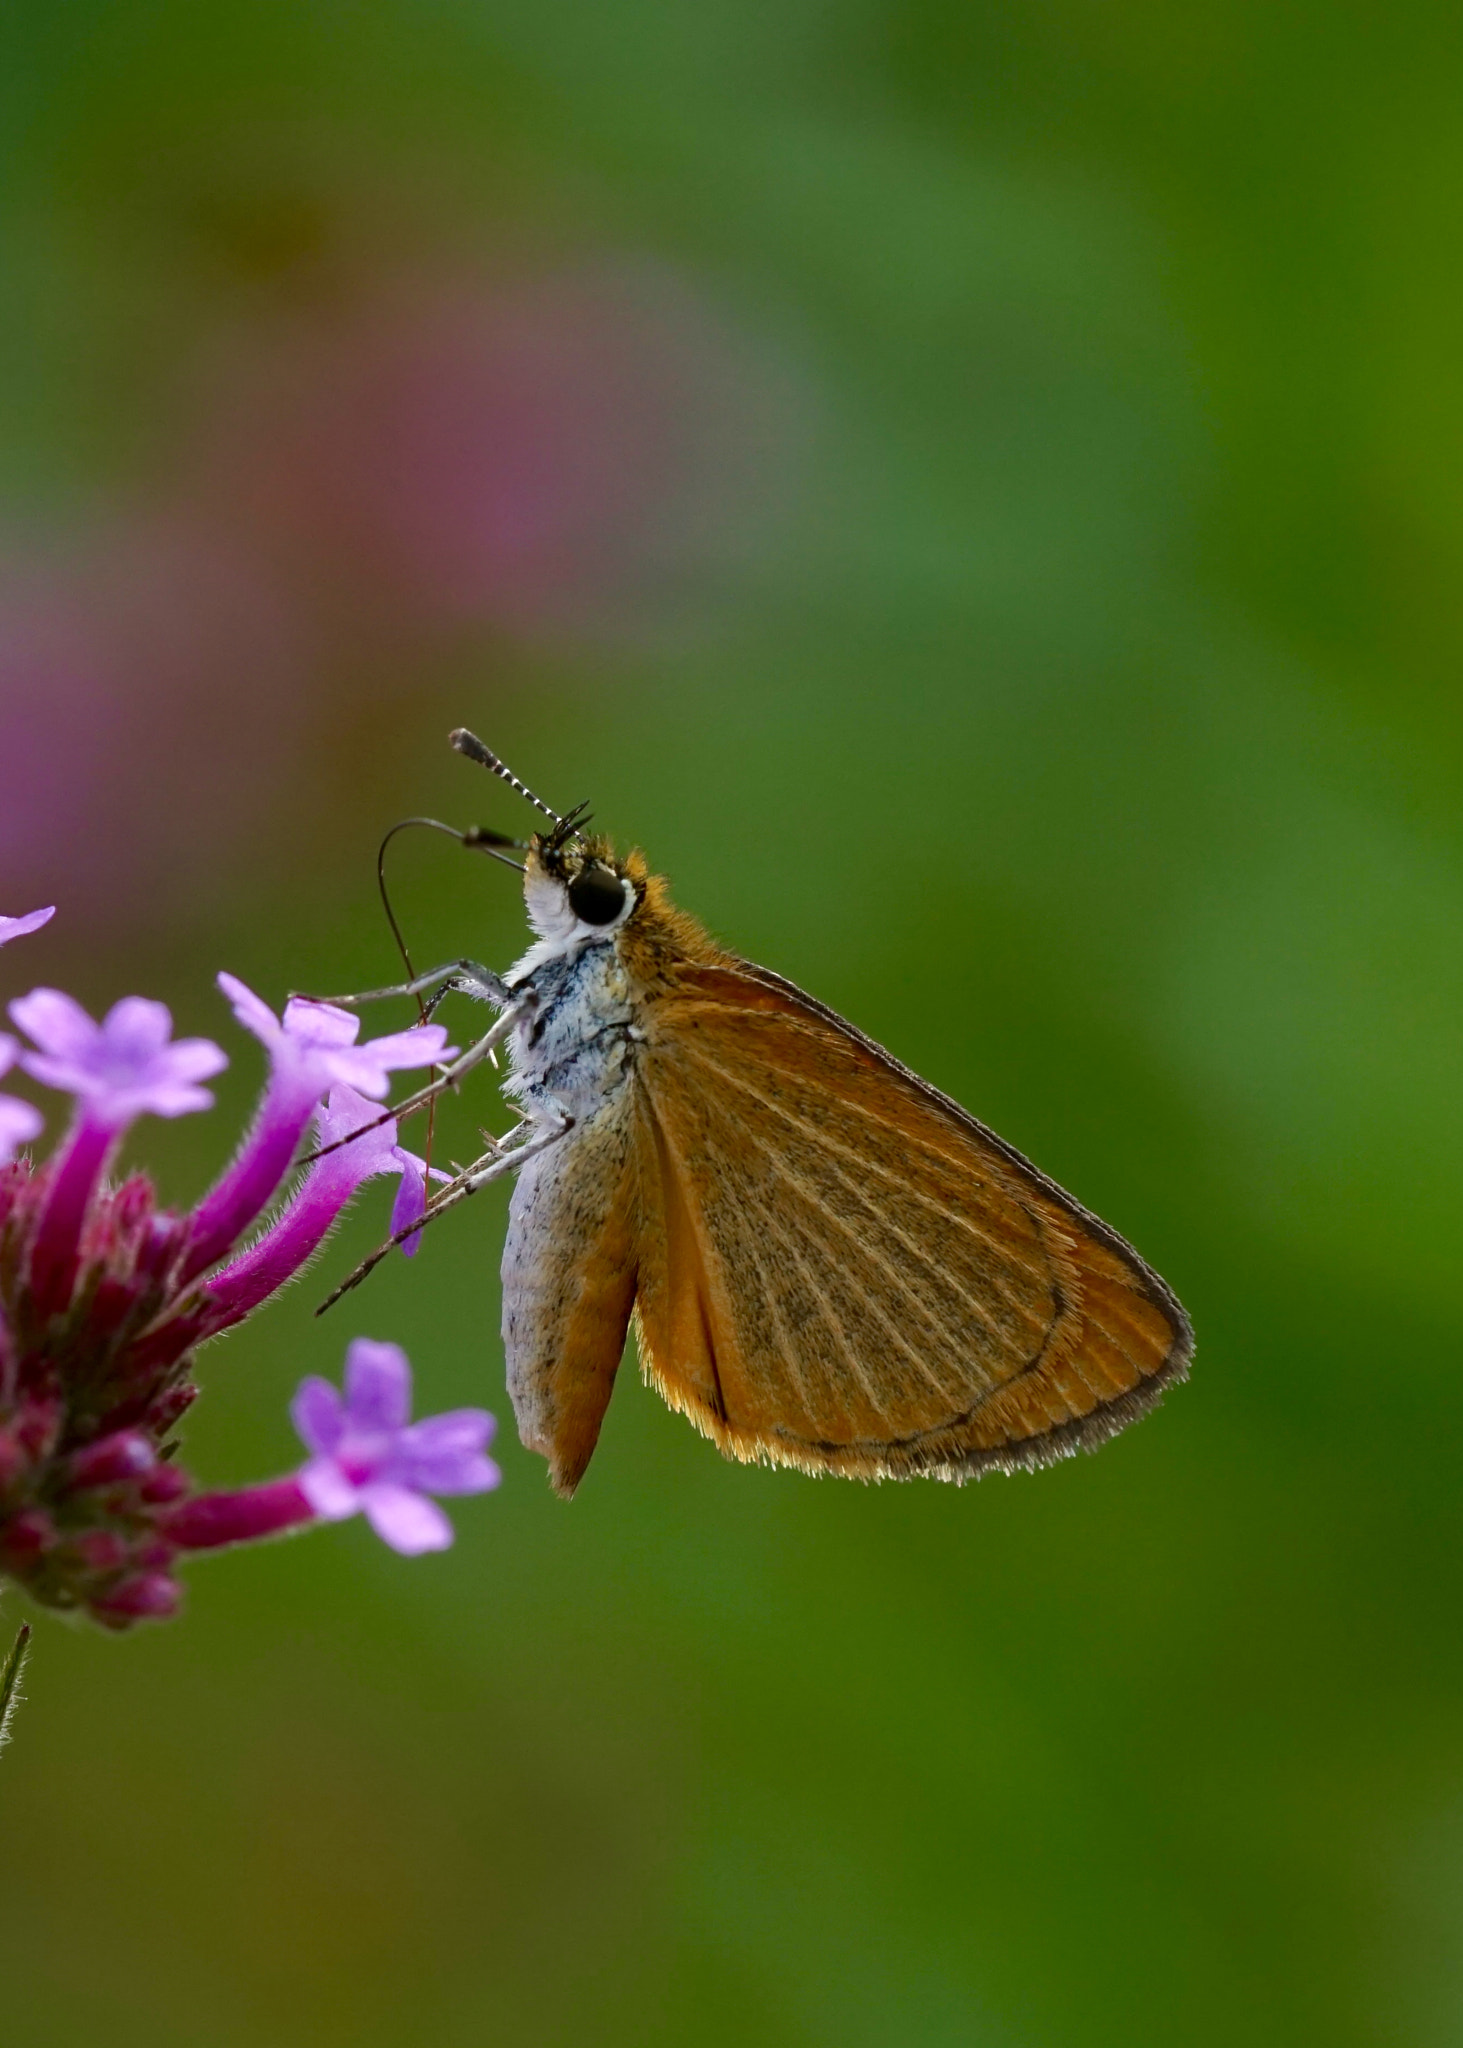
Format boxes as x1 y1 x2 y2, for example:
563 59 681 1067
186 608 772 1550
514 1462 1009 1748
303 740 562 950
314 1100 573 1313
307 993 538 1166
294 959 514 1011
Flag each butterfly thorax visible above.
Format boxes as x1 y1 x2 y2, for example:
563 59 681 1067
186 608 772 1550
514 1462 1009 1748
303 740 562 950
504 940 638 1127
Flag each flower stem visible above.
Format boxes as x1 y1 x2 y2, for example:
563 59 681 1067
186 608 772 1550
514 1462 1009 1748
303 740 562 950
0 1621 31 1759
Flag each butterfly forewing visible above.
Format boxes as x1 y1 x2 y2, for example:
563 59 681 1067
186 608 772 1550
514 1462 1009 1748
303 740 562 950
631 961 1190 1481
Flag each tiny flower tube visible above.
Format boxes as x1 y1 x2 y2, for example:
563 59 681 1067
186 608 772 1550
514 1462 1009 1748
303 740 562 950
181 978 456 1283
201 1086 411 1331
165 1477 315 1551
23 1116 119 1321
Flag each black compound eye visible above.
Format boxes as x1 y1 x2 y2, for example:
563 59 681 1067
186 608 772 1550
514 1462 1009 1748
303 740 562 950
568 864 627 926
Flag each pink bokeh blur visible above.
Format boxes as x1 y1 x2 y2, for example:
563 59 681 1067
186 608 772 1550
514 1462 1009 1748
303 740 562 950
0 252 802 927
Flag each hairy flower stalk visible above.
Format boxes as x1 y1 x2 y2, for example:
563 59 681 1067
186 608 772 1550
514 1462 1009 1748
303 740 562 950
0 919 494 1629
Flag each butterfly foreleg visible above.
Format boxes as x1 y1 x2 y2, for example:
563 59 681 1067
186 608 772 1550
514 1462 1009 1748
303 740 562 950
295 959 515 1011
306 994 537 1167
313 1097 573 1314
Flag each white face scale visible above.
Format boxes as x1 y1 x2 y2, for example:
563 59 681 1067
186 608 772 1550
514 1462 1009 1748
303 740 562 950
510 862 635 984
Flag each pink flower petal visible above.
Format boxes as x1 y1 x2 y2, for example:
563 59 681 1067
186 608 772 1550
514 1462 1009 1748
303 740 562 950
343 1338 412 1432
314 1086 400 1180
298 1456 361 1521
101 996 176 1058
0 906 55 946
398 1410 499 1493
354 1023 456 1070
361 1484 453 1554
280 997 361 1051
217 971 285 1048
290 1376 346 1457
10 986 97 1059
0 1094 43 1162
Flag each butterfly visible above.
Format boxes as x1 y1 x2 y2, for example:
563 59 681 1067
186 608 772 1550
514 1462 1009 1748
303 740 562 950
328 729 1192 1499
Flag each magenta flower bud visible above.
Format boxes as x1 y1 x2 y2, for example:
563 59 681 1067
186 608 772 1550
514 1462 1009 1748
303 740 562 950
91 1572 182 1623
165 1476 315 1551
139 1464 191 1505
1 1508 56 1560
68 1530 130 1574
66 1430 157 1489
13 1398 61 1462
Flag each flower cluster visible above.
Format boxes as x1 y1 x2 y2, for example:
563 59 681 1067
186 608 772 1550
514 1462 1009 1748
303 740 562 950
0 912 497 1628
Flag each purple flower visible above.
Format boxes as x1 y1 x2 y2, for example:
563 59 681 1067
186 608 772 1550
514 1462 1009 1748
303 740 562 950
0 971 468 1627
217 974 457 1104
293 1338 499 1554
181 977 455 1283
9 990 227 1127
0 907 54 947
4 995 227 1320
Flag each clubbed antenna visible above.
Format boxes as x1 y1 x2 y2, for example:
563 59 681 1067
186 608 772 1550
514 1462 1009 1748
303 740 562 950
449 728 565 828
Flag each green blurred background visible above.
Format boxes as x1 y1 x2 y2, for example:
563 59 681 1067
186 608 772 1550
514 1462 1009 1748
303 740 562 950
2 4 1460 2043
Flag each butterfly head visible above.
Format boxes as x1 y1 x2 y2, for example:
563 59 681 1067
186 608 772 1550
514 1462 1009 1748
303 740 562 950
447 728 673 963
524 827 640 947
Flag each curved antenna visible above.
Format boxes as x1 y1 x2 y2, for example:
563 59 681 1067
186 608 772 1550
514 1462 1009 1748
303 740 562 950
374 814 528 1200
375 817 442 1182
449 727 566 829
376 816 525 987
377 819 431 993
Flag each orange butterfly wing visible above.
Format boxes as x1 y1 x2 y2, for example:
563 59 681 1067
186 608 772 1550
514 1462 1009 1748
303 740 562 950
631 960 1190 1481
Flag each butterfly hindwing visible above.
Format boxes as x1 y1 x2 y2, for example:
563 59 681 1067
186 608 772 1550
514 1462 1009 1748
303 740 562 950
631 961 1190 1481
